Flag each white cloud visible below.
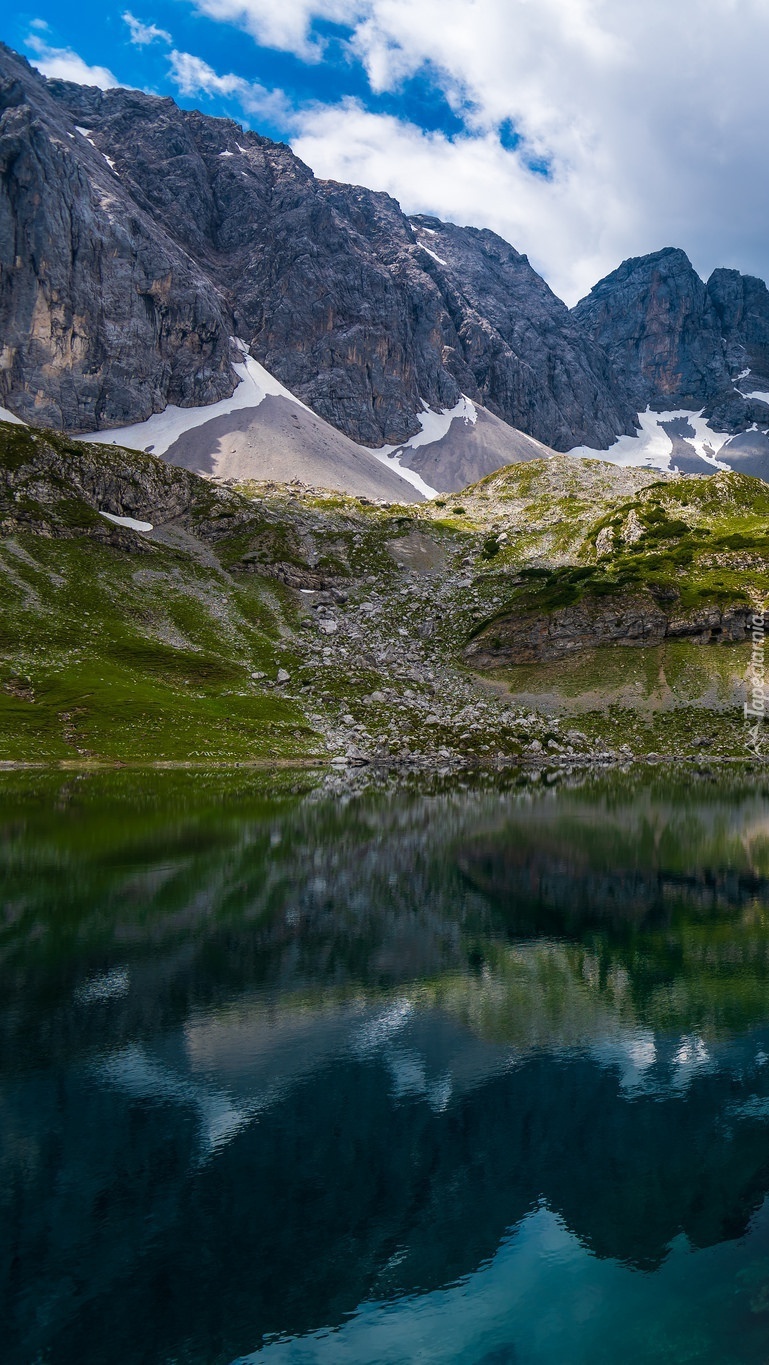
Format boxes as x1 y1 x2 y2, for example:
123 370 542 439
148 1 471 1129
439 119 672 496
168 49 246 98
184 0 361 60
122 12 173 46
167 50 293 123
26 33 118 89
291 101 606 301
177 0 769 302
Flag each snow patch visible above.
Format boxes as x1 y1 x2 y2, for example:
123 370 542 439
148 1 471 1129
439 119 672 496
400 395 478 452
86 345 313 456
0 405 25 426
75 125 117 173
219 149 235 157
368 447 439 499
368 395 478 499
368 395 478 502
421 244 448 267
734 367 769 402
676 410 732 461
733 366 752 392
569 407 732 472
100 512 153 532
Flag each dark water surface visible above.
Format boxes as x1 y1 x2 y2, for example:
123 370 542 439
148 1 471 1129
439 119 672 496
6 769 769 1363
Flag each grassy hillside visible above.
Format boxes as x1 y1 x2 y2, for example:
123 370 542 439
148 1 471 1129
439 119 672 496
466 461 769 620
0 422 314 762
1 421 768 765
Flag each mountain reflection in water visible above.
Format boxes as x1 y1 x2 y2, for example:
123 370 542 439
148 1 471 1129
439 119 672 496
4 770 769 1364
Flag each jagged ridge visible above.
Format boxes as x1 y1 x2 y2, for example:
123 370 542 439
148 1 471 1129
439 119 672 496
0 42 635 451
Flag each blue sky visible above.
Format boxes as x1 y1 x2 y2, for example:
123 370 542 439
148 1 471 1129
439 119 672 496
5 2 769 306
4 4 468 144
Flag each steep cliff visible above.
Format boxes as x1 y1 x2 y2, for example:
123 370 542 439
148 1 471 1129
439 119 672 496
0 48 236 432
0 43 636 451
572 248 730 410
572 248 769 436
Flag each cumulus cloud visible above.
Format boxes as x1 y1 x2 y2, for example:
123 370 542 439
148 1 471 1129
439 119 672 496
26 32 118 89
167 49 293 123
122 12 173 46
177 0 769 302
168 49 246 98
291 102 605 299
185 0 361 60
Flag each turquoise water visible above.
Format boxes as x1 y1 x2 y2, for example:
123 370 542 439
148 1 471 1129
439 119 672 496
5 769 769 1362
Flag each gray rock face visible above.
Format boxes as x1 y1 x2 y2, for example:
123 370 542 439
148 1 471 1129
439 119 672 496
572 248 769 436
407 216 636 450
465 591 753 667
705 269 769 432
707 268 769 385
572 248 731 411
0 43 636 452
50 81 637 449
0 49 236 432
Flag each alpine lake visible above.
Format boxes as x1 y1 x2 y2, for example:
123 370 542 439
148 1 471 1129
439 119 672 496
7 763 769 1364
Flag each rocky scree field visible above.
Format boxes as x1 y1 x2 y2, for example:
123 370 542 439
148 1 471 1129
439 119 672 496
0 419 766 767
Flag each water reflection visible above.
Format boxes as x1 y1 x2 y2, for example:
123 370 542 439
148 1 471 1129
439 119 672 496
4 771 769 1362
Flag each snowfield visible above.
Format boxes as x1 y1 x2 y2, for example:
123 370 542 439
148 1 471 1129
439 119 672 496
0 406 25 426
569 407 733 472
99 512 154 532
369 396 480 498
87 344 313 458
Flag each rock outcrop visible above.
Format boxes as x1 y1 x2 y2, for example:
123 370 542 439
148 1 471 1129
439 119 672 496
707 268 769 381
571 248 730 411
465 591 753 667
0 418 202 540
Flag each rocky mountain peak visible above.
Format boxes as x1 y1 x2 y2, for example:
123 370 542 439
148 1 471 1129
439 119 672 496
573 244 769 442
0 39 636 453
572 247 730 411
707 266 769 387
0 42 237 432
6 37 769 479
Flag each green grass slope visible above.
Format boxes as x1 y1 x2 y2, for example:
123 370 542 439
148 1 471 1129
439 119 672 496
0 423 314 762
3 423 769 765
444 459 769 617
